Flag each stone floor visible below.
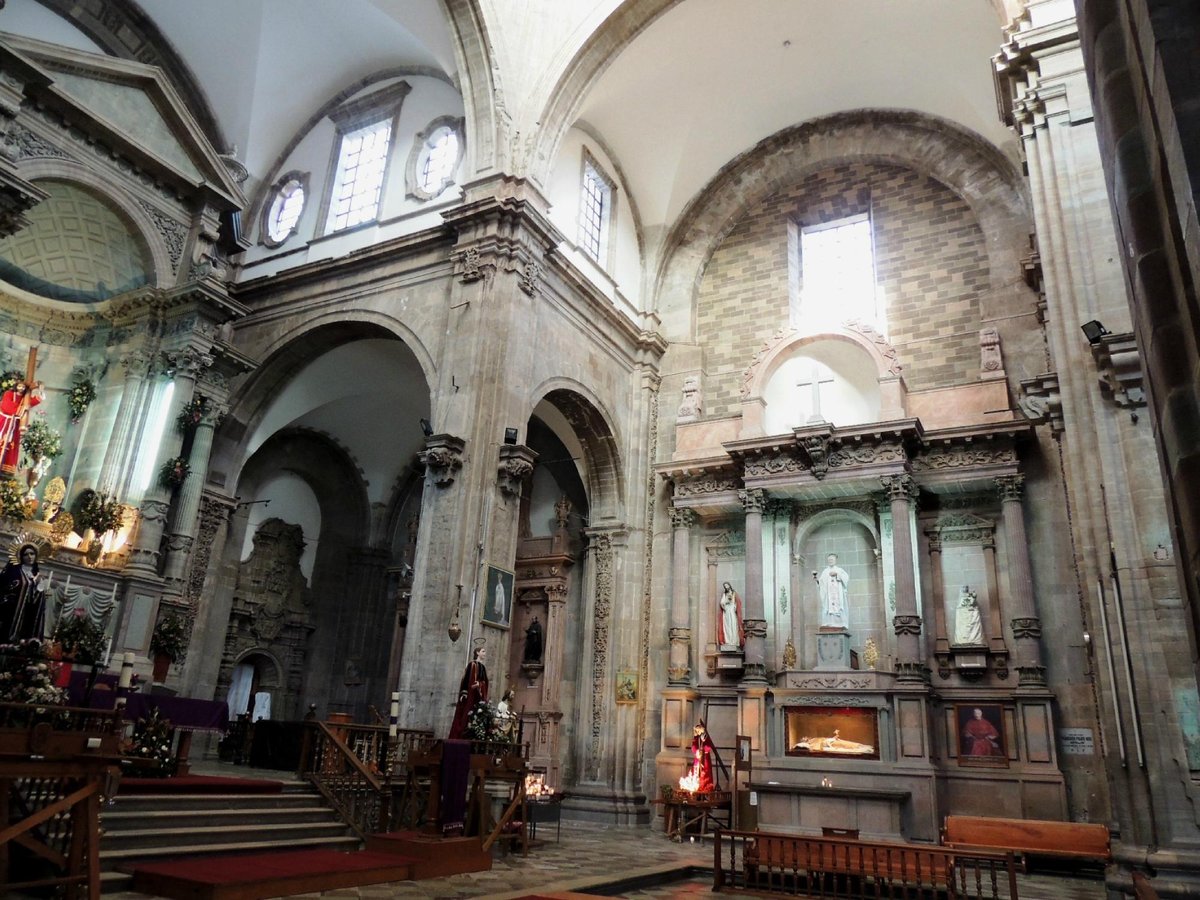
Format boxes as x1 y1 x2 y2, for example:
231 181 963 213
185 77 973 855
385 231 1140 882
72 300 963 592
105 819 1108 899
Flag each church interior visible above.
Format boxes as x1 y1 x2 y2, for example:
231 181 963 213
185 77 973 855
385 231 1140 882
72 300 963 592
1 0 1199 897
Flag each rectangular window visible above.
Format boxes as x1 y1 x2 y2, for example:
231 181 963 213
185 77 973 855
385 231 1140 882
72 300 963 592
326 118 393 232
800 214 882 333
579 154 614 265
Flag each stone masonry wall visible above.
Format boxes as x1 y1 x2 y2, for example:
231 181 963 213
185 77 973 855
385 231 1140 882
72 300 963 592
696 162 990 416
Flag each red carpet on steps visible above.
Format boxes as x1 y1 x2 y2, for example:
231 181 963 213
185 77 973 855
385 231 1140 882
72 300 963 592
118 774 284 794
127 849 418 900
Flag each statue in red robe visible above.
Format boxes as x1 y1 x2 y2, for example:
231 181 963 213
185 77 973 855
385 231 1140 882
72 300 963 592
688 720 717 793
0 381 42 477
448 646 489 739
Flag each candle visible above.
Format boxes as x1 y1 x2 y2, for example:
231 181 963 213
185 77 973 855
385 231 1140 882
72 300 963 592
389 691 399 738
118 651 134 689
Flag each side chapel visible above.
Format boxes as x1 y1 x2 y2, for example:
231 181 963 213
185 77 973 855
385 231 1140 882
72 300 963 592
0 1 1199 897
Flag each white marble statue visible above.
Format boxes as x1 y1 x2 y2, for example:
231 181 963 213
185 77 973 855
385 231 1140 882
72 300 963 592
816 553 850 629
954 585 984 646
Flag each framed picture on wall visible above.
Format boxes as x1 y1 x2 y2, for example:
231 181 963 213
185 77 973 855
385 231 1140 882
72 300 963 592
954 703 1009 767
482 565 514 629
736 734 752 766
615 670 637 703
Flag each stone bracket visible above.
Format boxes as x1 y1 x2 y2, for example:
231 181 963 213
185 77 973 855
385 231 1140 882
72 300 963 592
421 434 466 488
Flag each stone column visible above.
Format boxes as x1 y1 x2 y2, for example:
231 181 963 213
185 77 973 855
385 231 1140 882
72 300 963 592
995 475 1045 686
927 531 948 674
668 506 694 684
97 349 150 495
127 347 211 577
162 399 225 588
883 475 923 681
739 488 767 683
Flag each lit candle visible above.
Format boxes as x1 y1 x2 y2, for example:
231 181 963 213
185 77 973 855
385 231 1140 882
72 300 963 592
118 651 135 689
63 573 70 593
389 691 400 738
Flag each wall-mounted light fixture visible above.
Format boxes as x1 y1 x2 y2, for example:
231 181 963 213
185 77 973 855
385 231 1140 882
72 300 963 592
420 418 433 437
503 427 519 445
1081 320 1110 344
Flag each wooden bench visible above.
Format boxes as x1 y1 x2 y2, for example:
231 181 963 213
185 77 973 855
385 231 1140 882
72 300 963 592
722 830 1018 898
942 815 1111 866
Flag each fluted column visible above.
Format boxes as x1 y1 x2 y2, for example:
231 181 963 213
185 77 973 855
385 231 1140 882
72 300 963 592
668 506 694 685
162 399 226 588
996 475 1045 686
127 347 211 576
97 350 150 495
883 475 923 681
739 488 767 682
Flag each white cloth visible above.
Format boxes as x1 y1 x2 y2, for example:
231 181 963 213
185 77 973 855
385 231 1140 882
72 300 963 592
252 691 272 722
226 663 254 717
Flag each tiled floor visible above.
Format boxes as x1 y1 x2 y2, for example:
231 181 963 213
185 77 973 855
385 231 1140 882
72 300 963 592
106 819 1107 899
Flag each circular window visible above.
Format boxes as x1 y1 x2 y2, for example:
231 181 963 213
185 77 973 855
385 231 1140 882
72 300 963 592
408 118 464 201
264 174 307 246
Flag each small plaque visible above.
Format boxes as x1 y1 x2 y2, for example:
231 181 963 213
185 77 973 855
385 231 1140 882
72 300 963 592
1059 727 1095 756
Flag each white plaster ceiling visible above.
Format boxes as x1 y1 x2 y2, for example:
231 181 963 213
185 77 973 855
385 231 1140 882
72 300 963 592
575 0 1017 232
134 0 457 181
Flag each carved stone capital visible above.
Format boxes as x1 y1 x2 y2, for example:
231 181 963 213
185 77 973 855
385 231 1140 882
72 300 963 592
421 434 466 488
995 474 1025 503
667 665 691 683
120 349 153 379
669 507 696 530
895 661 928 683
881 474 919 503
1017 664 1047 687
742 662 768 681
765 498 793 519
738 488 766 515
743 618 768 639
497 444 537 497
893 614 923 636
1010 616 1042 640
161 347 214 381
139 498 172 524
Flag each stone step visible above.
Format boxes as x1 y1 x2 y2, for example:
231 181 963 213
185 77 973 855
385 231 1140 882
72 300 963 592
107 790 325 813
102 804 339 830
101 832 362 867
101 819 353 852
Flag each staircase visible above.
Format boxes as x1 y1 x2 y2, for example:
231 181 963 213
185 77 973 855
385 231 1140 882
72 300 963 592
99 777 360 893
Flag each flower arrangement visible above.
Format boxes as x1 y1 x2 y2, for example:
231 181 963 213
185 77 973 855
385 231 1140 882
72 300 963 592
75 489 125 537
51 610 109 665
0 639 66 705
126 707 177 777
158 456 190 490
150 612 189 662
21 417 63 466
464 700 494 741
176 395 209 432
68 377 97 423
0 477 29 521
0 370 24 393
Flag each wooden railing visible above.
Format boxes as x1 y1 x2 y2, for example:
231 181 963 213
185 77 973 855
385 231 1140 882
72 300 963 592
0 702 123 900
713 828 1021 900
297 721 434 839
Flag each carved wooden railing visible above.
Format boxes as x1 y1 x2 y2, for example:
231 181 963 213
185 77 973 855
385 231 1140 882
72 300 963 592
0 702 123 900
713 828 1021 900
297 721 434 839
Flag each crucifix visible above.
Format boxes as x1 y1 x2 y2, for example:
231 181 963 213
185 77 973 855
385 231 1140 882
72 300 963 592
0 346 41 476
797 362 835 425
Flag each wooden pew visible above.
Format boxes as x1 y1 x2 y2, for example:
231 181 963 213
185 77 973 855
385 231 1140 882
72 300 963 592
942 815 1111 866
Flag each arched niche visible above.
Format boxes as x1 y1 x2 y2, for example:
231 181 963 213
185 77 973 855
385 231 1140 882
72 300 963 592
741 326 907 438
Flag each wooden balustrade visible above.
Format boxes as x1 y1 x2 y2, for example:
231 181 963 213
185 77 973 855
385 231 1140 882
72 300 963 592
713 828 1020 900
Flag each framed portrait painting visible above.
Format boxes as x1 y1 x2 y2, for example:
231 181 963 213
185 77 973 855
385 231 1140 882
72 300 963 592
615 670 637 704
482 565 514 629
955 703 1008 767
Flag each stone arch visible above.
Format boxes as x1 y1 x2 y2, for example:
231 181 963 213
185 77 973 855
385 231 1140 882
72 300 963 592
441 0 503 178
11 160 176 288
214 315 435 491
794 507 880 553
739 325 908 437
527 379 624 523
653 110 1033 340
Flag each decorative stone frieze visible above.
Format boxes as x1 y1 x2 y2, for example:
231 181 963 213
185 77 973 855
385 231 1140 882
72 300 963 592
930 513 995 547
134 198 188 272
1017 665 1046 687
893 614 923 636
497 444 537 497
910 447 1017 471
788 677 876 692
420 434 466 488
1011 616 1042 640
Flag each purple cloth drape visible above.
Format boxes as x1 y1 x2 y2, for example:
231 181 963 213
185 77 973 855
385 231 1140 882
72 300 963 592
439 739 471 836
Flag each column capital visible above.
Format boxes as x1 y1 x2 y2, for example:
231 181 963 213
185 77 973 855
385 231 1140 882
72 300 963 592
420 434 466 488
995 474 1025 502
881 473 919 502
669 507 696 530
738 488 766 514
1010 615 1042 639
893 614 923 636
497 444 537 497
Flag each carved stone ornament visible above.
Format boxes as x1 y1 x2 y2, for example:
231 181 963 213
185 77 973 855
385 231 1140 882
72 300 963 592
893 614 923 636
1018 373 1064 434
979 327 1004 375
800 436 829 478
514 259 542 296
458 245 489 283
1010 616 1042 640
881 474 919 503
1017 664 1047 687
674 474 739 497
928 512 995 546
995 474 1025 503
669 507 695 530
667 665 690 682
1090 332 1146 409
677 376 702 421
669 626 692 643
894 661 928 682
497 444 537 497
743 617 768 639
789 676 875 691
420 435 466 488
745 451 804 478
910 446 1017 472
738 488 766 515
827 442 906 470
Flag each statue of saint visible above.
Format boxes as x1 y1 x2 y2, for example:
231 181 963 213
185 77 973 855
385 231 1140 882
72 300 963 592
0 543 47 642
717 581 743 649
523 616 543 663
816 553 850 629
954 586 984 646
0 379 42 477
448 645 489 739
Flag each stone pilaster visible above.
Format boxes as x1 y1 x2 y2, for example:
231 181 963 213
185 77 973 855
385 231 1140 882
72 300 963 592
162 399 226 588
668 506 694 685
97 349 151 496
738 488 767 683
883 474 923 681
995 475 1045 686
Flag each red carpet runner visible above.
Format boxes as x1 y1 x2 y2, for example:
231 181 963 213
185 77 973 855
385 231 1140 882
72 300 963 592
127 849 417 900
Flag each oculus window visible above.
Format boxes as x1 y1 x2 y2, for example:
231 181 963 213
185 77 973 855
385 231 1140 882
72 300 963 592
262 172 307 247
579 151 615 266
799 214 882 334
406 116 465 201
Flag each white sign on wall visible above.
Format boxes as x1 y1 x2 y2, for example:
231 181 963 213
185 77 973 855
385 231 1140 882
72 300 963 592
1059 728 1095 756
